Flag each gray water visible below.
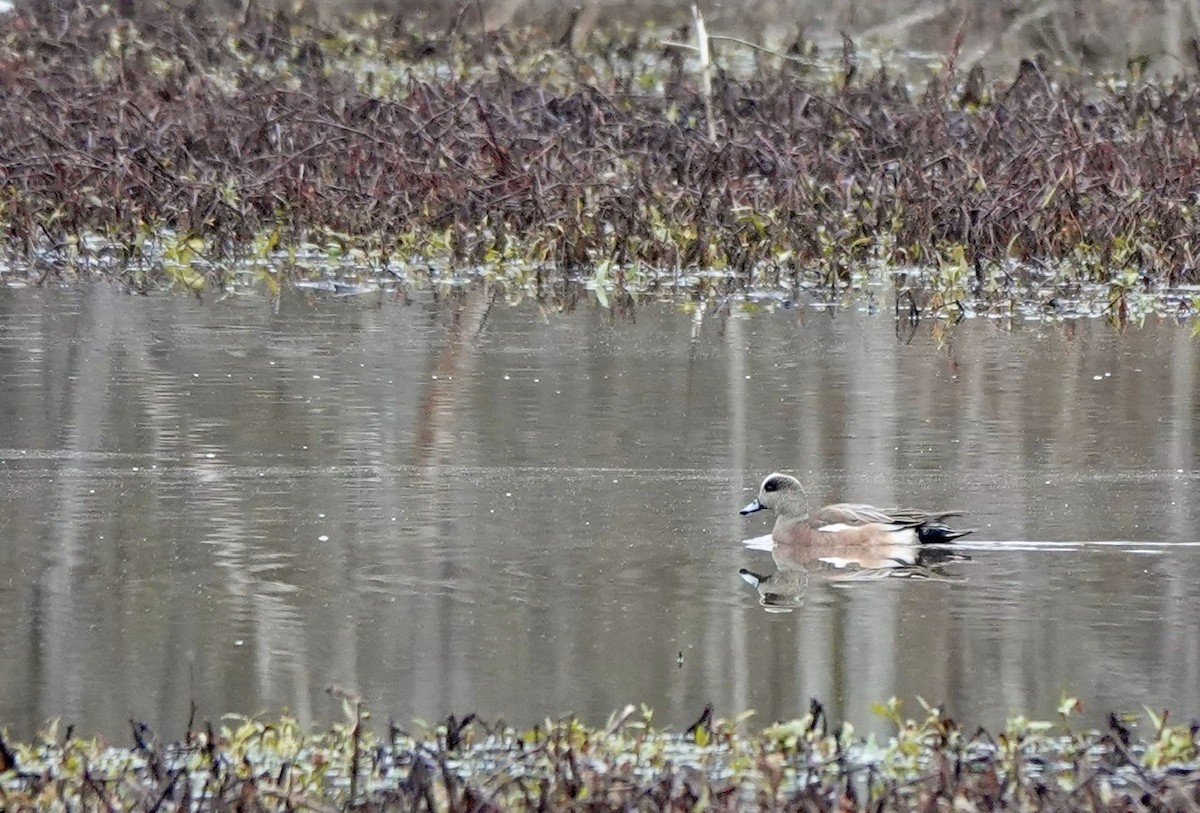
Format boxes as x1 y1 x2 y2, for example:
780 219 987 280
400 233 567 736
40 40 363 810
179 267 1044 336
1 284 1198 740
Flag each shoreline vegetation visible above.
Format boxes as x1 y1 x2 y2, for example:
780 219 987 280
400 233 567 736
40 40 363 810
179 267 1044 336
3 3 1200 326
3 699 1200 811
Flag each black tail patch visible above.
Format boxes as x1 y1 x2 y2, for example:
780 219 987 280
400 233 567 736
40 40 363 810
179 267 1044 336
916 524 974 544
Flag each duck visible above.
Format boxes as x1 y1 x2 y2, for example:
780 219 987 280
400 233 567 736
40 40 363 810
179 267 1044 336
740 472 973 547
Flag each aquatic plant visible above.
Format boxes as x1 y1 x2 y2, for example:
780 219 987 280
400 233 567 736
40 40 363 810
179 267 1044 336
2 698 1199 811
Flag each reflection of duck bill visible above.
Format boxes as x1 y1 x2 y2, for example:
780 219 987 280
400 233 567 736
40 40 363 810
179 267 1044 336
738 567 807 612
738 567 769 587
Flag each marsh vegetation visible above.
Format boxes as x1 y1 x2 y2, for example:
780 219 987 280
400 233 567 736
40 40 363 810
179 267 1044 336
3 2 1200 325
4 700 1200 812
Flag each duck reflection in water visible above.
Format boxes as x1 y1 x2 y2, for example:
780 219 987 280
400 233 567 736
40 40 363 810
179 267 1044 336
739 536 970 611
738 473 973 612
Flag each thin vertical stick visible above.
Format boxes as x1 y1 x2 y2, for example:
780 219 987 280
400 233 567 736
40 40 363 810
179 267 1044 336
349 699 363 804
692 5 717 142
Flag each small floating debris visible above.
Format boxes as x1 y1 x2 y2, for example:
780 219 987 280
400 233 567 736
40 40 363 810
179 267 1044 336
294 279 380 296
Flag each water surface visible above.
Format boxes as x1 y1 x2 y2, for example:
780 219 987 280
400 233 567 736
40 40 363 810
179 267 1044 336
1 285 1198 739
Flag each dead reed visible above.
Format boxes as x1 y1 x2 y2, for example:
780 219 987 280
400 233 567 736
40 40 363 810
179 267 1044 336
2 700 1199 812
1 2 1199 321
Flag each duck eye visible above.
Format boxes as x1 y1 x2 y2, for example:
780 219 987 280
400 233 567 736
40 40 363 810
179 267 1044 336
763 479 779 493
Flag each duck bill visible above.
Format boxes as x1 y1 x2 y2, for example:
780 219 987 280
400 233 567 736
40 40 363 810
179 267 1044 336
740 499 764 515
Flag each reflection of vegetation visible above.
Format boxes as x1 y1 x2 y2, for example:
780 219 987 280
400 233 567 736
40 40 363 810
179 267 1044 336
2 699 1199 810
3 3 1200 323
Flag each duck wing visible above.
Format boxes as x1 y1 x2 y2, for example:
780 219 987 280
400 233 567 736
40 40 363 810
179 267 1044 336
880 507 964 527
811 504 962 529
808 503 904 528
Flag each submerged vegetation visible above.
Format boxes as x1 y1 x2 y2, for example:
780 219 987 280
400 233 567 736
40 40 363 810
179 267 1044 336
3 699 1200 811
2 2 1200 324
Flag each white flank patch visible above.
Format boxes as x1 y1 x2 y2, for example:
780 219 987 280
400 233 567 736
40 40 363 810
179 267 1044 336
819 522 904 533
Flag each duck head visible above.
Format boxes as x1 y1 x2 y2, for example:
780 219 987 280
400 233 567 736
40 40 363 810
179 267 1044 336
740 472 807 518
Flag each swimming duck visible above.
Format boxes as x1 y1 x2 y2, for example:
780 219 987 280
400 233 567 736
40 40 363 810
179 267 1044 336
740 472 973 546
